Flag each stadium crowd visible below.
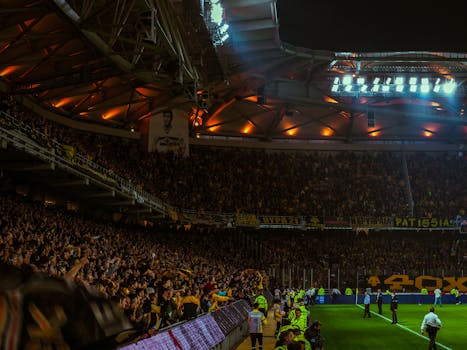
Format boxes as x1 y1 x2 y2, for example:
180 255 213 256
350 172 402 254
1 95 467 342
0 194 267 333
2 193 463 349
2 95 466 219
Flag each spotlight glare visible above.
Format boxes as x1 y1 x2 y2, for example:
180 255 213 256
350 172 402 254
395 77 404 85
420 84 430 93
331 84 339 92
410 85 417 92
395 85 404 92
409 77 417 85
333 77 340 84
343 75 352 85
220 23 229 34
382 85 390 92
443 80 456 94
221 33 229 42
373 77 380 84
357 77 365 85
210 1 224 25
371 84 380 92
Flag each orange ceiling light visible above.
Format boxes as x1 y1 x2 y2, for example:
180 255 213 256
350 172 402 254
241 124 253 134
188 107 205 128
209 98 236 121
423 130 434 137
193 116 203 127
244 95 258 103
369 130 380 137
102 106 125 120
329 68 345 74
324 95 338 104
0 65 21 77
52 97 75 108
207 125 220 132
285 128 298 136
321 128 333 137
136 87 159 97
430 101 440 107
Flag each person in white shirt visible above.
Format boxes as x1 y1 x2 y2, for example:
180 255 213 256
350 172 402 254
421 306 442 350
433 288 442 307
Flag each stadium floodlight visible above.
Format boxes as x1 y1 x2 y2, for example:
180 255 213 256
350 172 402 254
221 33 229 43
219 23 229 34
357 77 365 85
433 78 441 93
331 84 339 92
409 77 417 85
395 77 404 85
210 1 224 25
420 78 430 93
443 80 456 94
343 75 353 85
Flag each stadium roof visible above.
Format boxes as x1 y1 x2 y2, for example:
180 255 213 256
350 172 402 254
0 0 466 145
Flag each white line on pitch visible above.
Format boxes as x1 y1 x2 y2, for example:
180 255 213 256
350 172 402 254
355 304 452 350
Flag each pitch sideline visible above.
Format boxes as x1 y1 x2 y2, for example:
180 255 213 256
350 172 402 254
355 304 452 350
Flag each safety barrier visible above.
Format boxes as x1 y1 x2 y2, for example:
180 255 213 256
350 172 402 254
119 300 250 350
0 111 170 215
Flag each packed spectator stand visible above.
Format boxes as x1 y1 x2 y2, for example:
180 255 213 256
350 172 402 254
2 95 466 219
1 95 466 348
0 194 267 335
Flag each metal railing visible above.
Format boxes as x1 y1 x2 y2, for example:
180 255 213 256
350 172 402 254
0 111 171 215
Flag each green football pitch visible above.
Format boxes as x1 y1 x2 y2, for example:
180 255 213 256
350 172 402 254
307 303 466 350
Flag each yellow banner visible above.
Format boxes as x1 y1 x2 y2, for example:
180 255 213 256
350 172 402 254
368 274 467 292
236 214 257 227
260 216 301 226
394 217 453 228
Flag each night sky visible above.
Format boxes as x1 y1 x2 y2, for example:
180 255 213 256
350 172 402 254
276 0 466 52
